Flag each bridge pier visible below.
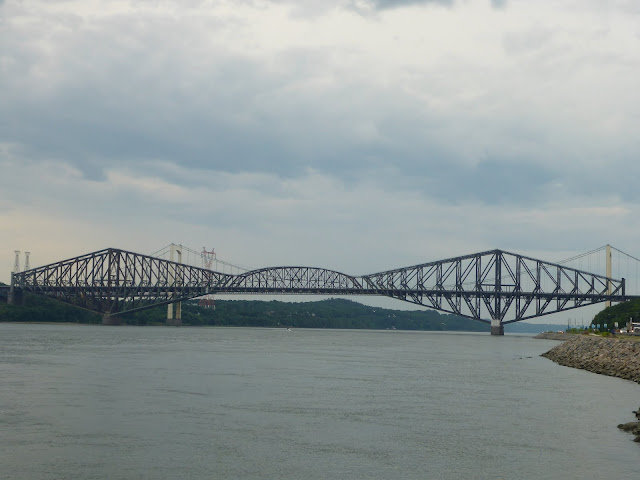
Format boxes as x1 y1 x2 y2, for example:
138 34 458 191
102 315 121 326
7 288 24 306
167 301 182 326
7 274 24 306
490 318 504 336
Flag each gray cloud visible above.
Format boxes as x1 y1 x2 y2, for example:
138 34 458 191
351 0 508 11
1 37 635 208
363 0 453 9
1 8 613 206
2 0 640 288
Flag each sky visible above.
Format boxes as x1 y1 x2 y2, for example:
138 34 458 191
2 0 640 322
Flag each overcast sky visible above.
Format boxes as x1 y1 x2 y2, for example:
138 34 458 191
2 0 639 320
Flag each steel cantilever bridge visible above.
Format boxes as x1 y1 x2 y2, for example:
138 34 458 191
6 247 633 335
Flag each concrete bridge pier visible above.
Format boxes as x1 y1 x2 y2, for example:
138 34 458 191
7 288 24 306
166 301 182 326
491 318 504 336
7 274 24 306
102 315 121 325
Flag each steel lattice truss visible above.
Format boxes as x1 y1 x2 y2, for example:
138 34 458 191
13 249 232 315
11 247 629 322
360 249 626 323
221 267 363 294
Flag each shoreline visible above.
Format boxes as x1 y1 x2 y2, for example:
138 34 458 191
534 332 640 383
536 332 640 442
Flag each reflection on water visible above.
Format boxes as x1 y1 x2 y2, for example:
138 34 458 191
1 324 639 479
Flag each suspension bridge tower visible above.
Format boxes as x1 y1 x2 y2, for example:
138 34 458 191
606 244 612 308
12 250 20 274
199 248 216 309
8 250 25 306
167 244 182 326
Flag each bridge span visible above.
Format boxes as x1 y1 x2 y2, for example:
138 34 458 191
6 247 636 335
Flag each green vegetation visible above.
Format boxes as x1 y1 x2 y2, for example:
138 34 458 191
120 298 490 331
0 295 490 331
565 328 586 334
0 293 102 324
593 298 640 331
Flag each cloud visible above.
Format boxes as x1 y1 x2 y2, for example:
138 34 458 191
6 4 634 186
359 0 454 10
347 0 507 12
0 151 634 269
2 0 640 325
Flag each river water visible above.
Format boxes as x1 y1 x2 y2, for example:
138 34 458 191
1 323 639 480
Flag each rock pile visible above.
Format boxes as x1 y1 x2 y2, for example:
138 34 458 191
618 408 640 443
537 334 640 383
534 332 569 341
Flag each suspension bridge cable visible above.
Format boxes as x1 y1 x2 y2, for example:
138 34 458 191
610 246 640 264
558 245 608 264
149 243 251 272
149 245 171 258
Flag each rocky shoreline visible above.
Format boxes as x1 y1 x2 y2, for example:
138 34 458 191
535 332 640 383
535 332 640 442
618 411 640 443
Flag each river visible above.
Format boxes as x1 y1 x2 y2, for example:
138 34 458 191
1 323 639 479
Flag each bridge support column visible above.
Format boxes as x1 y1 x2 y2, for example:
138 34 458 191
102 315 121 326
166 244 182 326
7 289 24 306
7 273 24 306
491 318 504 336
167 302 182 326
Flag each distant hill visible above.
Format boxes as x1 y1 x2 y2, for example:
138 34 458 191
0 295 486 331
123 298 491 331
0 290 102 323
0 294 565 333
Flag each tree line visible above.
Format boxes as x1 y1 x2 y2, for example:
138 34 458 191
592 298 640 330
0 292 490 331
124 298 489 331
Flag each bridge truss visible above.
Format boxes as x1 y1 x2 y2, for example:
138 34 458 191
359 250 626 325
11 249 231 315
9 247 630 331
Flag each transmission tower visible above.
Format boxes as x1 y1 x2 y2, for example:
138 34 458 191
202 247 216 270
12 250 20 274
24 252 30 271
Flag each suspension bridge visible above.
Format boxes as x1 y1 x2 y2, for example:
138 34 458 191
3 244 640 335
